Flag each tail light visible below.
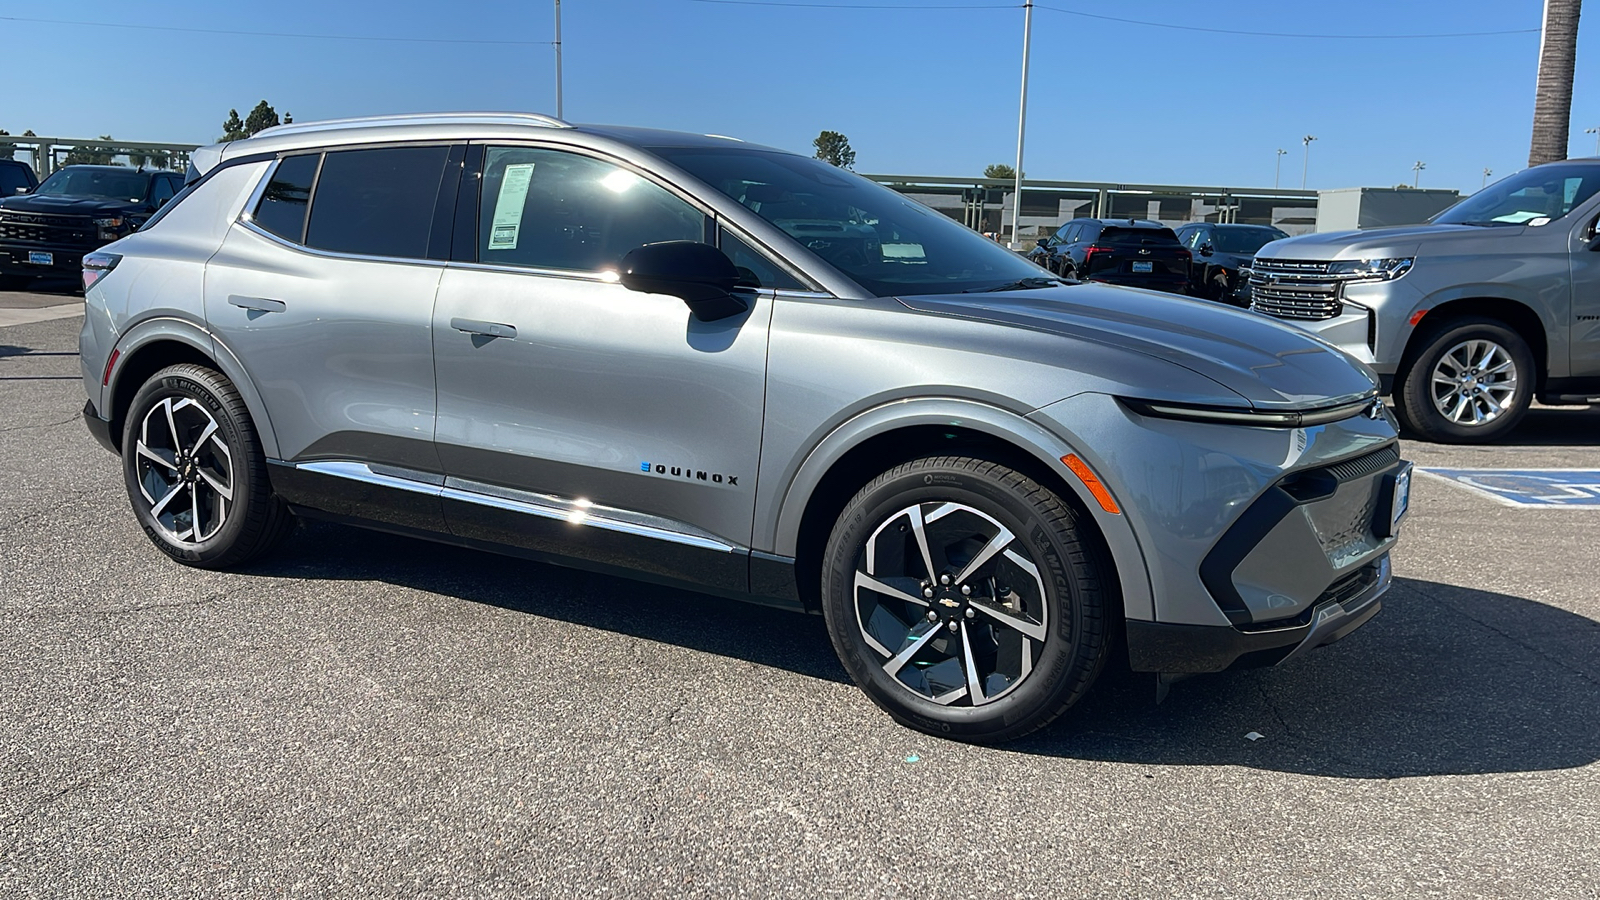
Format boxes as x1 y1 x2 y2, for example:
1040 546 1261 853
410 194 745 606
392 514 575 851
83 251 122 291
1177 248 1193 260
1082 245 1111 266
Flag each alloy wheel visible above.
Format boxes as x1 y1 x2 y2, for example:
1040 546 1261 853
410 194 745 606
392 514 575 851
1429 338 1518 427
133 396 235 544
854 501 1049 707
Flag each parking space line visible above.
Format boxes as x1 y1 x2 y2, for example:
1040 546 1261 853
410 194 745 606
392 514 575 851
1417 467 1600 508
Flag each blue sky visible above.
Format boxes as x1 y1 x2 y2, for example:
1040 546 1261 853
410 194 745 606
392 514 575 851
0 0 1589 192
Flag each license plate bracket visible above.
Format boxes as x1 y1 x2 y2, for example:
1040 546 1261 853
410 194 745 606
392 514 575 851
1131 261 1154 273
1375 462 1412 538
27 251 53 266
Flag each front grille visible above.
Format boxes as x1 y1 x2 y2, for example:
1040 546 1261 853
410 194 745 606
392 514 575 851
0 211 97 247
1325 445 1400 483
1248 257 1342 320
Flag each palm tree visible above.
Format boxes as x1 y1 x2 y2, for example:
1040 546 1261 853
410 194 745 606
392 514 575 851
1529 0 1583 167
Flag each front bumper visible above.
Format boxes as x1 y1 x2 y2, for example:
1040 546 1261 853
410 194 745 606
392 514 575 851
1126 554 1390 672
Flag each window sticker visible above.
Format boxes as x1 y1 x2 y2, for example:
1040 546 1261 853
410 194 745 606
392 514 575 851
488 163 535 249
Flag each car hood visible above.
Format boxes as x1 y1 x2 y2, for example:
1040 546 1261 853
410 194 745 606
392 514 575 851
1257 223 1494 260
0 194 147 215
897 285 1379 410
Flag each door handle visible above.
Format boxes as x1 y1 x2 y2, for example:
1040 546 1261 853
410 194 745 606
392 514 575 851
450 317 517 339
228 295 286 313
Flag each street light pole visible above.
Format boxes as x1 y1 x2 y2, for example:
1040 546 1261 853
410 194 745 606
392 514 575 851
1300 135 1317 190
1412 160 1426 187
1482 167 1493 189
1009 1 1033 249
1274 148 1287 189
554 0 564 119
1587 126 1600 156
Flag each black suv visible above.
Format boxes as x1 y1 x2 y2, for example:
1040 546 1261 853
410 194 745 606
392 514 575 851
1173 222 1288 306
0 165 183 290
1029 219 1191 294
0 159 37 199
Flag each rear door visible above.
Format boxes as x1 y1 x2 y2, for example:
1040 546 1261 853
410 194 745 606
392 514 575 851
430 143 775 593
203 144 460 485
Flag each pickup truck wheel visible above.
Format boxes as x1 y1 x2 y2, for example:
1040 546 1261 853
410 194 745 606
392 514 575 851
122 364 294 568
1396 318 1534 443
820 456 1111 743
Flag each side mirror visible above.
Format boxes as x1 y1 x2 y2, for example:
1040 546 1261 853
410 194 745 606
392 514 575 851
13 186 29 195
1035 238 1049 247
1199 243 1214 256
619 241 748 322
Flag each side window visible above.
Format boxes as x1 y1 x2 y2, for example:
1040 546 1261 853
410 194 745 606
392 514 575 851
0 166 29 196
1183 227 1204 249
149 176 176 206
251 154 320 243
305 145 451 259
720 227 804 290
477 146 706 272
1065 223 1084 243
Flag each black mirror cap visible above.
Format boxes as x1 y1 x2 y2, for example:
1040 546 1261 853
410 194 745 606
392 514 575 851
1035 238 1049 246
619 241 748 321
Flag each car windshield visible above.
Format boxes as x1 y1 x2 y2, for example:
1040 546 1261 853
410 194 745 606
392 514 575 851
1099 226 1178 244
34 168 149 202
1435 164 1600 226
1212 227 1288 254
651 146 1048 296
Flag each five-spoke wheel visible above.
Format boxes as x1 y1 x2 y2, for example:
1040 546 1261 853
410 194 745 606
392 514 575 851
823 456 1111 743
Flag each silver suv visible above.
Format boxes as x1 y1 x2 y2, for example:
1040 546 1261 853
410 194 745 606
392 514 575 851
1249 160 1600 443
78 113 1409 742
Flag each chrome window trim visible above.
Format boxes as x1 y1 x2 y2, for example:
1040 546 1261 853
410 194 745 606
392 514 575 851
289 460 740 554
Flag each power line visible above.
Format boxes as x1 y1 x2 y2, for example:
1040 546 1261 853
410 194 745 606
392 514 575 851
1031 4 1536 39
683 0 1540 39
0 15 555 46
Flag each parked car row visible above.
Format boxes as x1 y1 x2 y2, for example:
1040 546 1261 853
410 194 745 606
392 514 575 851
1026 217 1288 305
0 162 184 291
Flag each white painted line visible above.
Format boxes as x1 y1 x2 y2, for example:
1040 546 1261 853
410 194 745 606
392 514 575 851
1416 467 1600 509
0 304 84 328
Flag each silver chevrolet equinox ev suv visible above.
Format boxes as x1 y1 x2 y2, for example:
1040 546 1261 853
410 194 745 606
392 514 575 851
79 113 1411 742
1250 159 1600 443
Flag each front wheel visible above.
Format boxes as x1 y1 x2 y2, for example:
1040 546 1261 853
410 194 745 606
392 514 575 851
1395 318 1535 443
821 456 1112 743
122 363 294 567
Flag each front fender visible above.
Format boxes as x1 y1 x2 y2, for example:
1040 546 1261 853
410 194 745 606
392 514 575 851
764 396 1155 622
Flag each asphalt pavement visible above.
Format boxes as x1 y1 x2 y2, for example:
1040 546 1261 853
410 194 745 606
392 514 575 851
2 302 1597 899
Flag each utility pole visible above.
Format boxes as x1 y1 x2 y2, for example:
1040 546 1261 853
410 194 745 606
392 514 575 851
1300 135 1317 190
1482 167 1493 188
1009 1 1033 249
554 0 564 119
1412 160 1426 187
1274 148 1287 189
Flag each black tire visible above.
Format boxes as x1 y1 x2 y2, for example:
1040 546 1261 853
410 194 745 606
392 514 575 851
821 456 1112 743
121 363 294 568
1395 317 1535 444
0 274 33 292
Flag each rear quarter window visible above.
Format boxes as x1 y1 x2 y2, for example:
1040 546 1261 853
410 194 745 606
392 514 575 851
304 146 451 259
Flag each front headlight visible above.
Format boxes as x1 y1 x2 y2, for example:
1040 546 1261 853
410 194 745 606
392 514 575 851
93 216 126 240
1122 395 1380 427
1328 257 1413 281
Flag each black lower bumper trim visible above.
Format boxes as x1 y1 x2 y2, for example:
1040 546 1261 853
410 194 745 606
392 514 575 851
82 399 117 454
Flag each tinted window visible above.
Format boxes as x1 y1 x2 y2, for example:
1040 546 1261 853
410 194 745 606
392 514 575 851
654 146 1047 296
1436 163 1600 226
252 154 320 243
35 168 150 202
306 146 450 258
476 147 706 272
1099 225 1180 244
720 227 804 290
150 176 176 206
0 164 31 196
1211 227 1288 254
1065 223 1085 243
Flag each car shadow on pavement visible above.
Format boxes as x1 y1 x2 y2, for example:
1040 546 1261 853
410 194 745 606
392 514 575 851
253 521 1598 779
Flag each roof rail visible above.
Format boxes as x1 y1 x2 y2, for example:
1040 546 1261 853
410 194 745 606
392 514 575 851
252 111 571 139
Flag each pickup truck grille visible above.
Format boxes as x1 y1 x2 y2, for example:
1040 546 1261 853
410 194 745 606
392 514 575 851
1248 258 1342 320
0 211 97 247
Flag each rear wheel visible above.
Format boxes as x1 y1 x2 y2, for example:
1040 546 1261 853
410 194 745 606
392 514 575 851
1395 318 1535 443
821 456 1112 743
122 364 294 567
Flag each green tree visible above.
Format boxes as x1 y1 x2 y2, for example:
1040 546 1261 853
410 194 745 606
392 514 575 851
983 163 1017 180
62 136 119 167
813 130 856 169
244 101 280 137
1529 0 1582 166
220 109 248 142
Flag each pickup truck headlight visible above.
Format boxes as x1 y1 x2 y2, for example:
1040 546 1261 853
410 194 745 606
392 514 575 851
92 216 127 240
1328 257 1413 281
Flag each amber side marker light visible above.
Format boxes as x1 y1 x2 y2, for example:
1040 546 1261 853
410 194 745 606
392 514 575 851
1061 454 1121 515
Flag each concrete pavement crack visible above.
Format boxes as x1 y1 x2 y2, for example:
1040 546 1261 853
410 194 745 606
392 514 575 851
98 591 228 616
0 777 95 856
1402 581 1600 689
0 414 78 434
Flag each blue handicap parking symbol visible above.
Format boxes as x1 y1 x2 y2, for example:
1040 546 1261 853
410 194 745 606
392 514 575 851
1420 468 1600 508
